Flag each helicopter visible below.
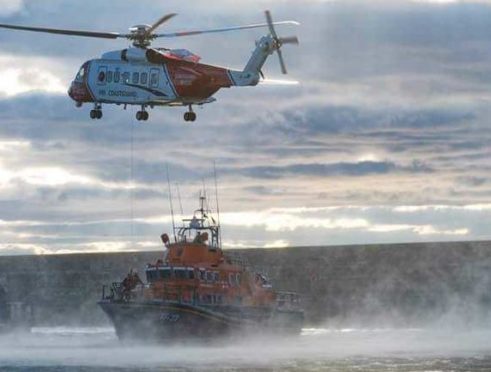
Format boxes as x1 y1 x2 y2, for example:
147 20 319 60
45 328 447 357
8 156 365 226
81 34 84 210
0 11 299 122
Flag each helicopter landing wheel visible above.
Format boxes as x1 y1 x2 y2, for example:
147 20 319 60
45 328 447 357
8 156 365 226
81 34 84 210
90 109 102 120
184 111 196 122
136 111 149 121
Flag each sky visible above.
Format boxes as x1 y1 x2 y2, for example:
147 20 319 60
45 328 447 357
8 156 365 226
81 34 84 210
0 0 490 255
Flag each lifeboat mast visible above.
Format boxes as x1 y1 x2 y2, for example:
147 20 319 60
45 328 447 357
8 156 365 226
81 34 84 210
175 193 221 251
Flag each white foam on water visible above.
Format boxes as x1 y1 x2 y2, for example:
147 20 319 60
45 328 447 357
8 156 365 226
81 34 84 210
0 326 490 369
31 326 116 336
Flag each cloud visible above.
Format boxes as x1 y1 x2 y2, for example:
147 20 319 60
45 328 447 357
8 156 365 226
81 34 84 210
234 160 432 179
412 0 491 3
0 54 68 96
0 0 23 16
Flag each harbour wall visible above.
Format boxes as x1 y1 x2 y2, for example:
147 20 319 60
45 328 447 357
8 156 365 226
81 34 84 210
0 240 490 327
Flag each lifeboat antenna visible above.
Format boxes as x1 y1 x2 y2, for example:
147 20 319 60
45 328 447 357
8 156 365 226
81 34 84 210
166 164 177 243
214 162 222 248
201 178 210 212
175 183 184 215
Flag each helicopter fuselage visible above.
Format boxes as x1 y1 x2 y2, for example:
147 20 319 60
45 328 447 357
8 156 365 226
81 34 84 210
68 46 260 121
66 33 293 121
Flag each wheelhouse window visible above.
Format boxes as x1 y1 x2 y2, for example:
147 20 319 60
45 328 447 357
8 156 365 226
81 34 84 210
188 268 195 279
145 268 158 282
132 72 139 84
201 294 212 304
229 273 236 286
174 268 188 280
159 267 171 279
141 72 148 85
98 71 106 82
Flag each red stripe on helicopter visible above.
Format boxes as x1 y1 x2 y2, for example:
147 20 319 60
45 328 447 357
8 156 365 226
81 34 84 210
145 49 233 99
166 61 233 99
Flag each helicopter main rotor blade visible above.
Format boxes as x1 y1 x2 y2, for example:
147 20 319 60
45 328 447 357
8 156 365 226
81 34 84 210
146 13 177 35
0 23 122 39
154 20 299 38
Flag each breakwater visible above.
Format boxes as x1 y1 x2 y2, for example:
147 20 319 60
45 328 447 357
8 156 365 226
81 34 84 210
0 240 490 327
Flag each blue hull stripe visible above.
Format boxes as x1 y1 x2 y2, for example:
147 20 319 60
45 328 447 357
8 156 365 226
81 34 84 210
124 83 168 97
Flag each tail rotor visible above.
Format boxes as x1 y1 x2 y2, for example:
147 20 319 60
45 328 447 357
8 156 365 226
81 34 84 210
265 10 299 74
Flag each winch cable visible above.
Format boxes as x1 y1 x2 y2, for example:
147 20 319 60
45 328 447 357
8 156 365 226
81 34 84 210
130 120 135 249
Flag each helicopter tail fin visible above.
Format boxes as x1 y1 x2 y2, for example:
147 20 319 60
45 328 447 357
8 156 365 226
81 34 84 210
228 11 298 86
228 34 298 87
244 10 298 79
243 35 276 79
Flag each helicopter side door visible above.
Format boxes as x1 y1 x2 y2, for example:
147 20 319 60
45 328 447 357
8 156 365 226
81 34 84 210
146 66 176 102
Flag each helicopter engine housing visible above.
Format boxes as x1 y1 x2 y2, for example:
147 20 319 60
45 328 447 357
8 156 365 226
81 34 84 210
121 48 148 63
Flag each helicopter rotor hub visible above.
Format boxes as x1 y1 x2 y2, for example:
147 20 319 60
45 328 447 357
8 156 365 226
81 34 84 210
128 25 155 48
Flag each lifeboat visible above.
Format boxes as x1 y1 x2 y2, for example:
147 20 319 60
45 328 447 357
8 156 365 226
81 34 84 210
98 194 304 341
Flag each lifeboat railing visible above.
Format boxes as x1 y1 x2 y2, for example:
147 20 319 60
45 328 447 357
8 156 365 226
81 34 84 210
102 281 222 307
101 282 145 302
101 282 124 301
225 253 249 268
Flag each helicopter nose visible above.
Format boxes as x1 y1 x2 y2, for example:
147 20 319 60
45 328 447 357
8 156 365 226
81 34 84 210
68 81 92 103
67 84 74 99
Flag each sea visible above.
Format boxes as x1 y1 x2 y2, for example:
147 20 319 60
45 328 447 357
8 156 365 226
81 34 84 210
0 326 490 371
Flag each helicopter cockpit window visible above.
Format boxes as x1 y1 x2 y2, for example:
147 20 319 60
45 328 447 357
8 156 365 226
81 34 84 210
98 71 105 82
132 72 139 84
107 71 113 83
114 69 120 83
75 67 85 82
